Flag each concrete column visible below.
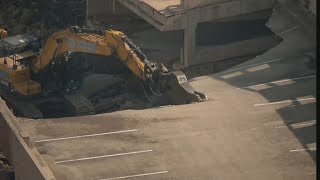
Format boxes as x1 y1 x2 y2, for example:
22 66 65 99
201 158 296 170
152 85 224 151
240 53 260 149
183 23 197 67
85 0 89 24
309 0 316 15
182 0 197 67
112 0 116 14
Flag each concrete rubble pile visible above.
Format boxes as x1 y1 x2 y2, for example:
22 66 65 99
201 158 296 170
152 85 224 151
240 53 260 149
0 0 86 40
0 0 39 35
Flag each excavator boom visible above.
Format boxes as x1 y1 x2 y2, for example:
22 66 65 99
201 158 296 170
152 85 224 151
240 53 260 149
33 26 207 105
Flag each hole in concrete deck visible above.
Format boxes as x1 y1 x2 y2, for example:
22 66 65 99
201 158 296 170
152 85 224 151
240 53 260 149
0 54 153 119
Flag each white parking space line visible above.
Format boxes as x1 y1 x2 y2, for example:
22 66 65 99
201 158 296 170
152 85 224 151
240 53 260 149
273 120 316 129
100 171 169 180
290 147 316 152
35 129 138 143
55 150 153 164
224 50 314 74
277 26 298 35
254 97 316 107
224 58 283 73
242 75 316 89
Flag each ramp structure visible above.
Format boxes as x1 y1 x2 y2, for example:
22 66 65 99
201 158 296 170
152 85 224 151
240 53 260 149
112 0 274 67
86 0 316 67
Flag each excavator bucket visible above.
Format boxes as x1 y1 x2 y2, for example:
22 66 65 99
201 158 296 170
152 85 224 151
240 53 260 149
150 71 208 106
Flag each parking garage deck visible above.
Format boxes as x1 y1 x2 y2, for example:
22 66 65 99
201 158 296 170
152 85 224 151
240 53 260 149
0 1 316 179
18 12 316 178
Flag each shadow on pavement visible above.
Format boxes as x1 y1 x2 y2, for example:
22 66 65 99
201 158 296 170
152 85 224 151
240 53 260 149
210 51 316 162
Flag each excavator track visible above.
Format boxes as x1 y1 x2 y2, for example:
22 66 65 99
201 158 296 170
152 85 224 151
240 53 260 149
64 94 95 116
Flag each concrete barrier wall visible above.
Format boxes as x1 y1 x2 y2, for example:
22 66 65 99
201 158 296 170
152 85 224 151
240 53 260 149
182 0 245 9
0 99 55 180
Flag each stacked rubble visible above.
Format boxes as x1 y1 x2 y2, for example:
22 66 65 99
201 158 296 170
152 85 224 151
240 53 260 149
0 0 86 41
0 0 39 35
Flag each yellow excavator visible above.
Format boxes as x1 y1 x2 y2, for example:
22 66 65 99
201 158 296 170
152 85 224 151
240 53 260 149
0 26 207 118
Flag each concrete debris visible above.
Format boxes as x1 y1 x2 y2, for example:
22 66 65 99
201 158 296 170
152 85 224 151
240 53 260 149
20 9 34 26
11 24 26 35
0 0 85 41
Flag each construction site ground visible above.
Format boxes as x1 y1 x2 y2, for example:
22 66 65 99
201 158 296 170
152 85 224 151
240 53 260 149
17 5 316 179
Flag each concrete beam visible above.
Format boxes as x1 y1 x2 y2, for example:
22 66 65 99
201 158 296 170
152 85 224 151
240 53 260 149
216 9 272 22
117 0 273 31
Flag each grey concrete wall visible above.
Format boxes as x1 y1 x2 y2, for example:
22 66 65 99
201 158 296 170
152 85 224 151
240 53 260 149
87 0 113 16
297 0 316 15
0 99 55 180
87 0 132 16
309 0 316 15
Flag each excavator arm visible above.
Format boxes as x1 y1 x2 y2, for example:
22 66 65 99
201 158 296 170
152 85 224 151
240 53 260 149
33 26 207 105
34 27 145 77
